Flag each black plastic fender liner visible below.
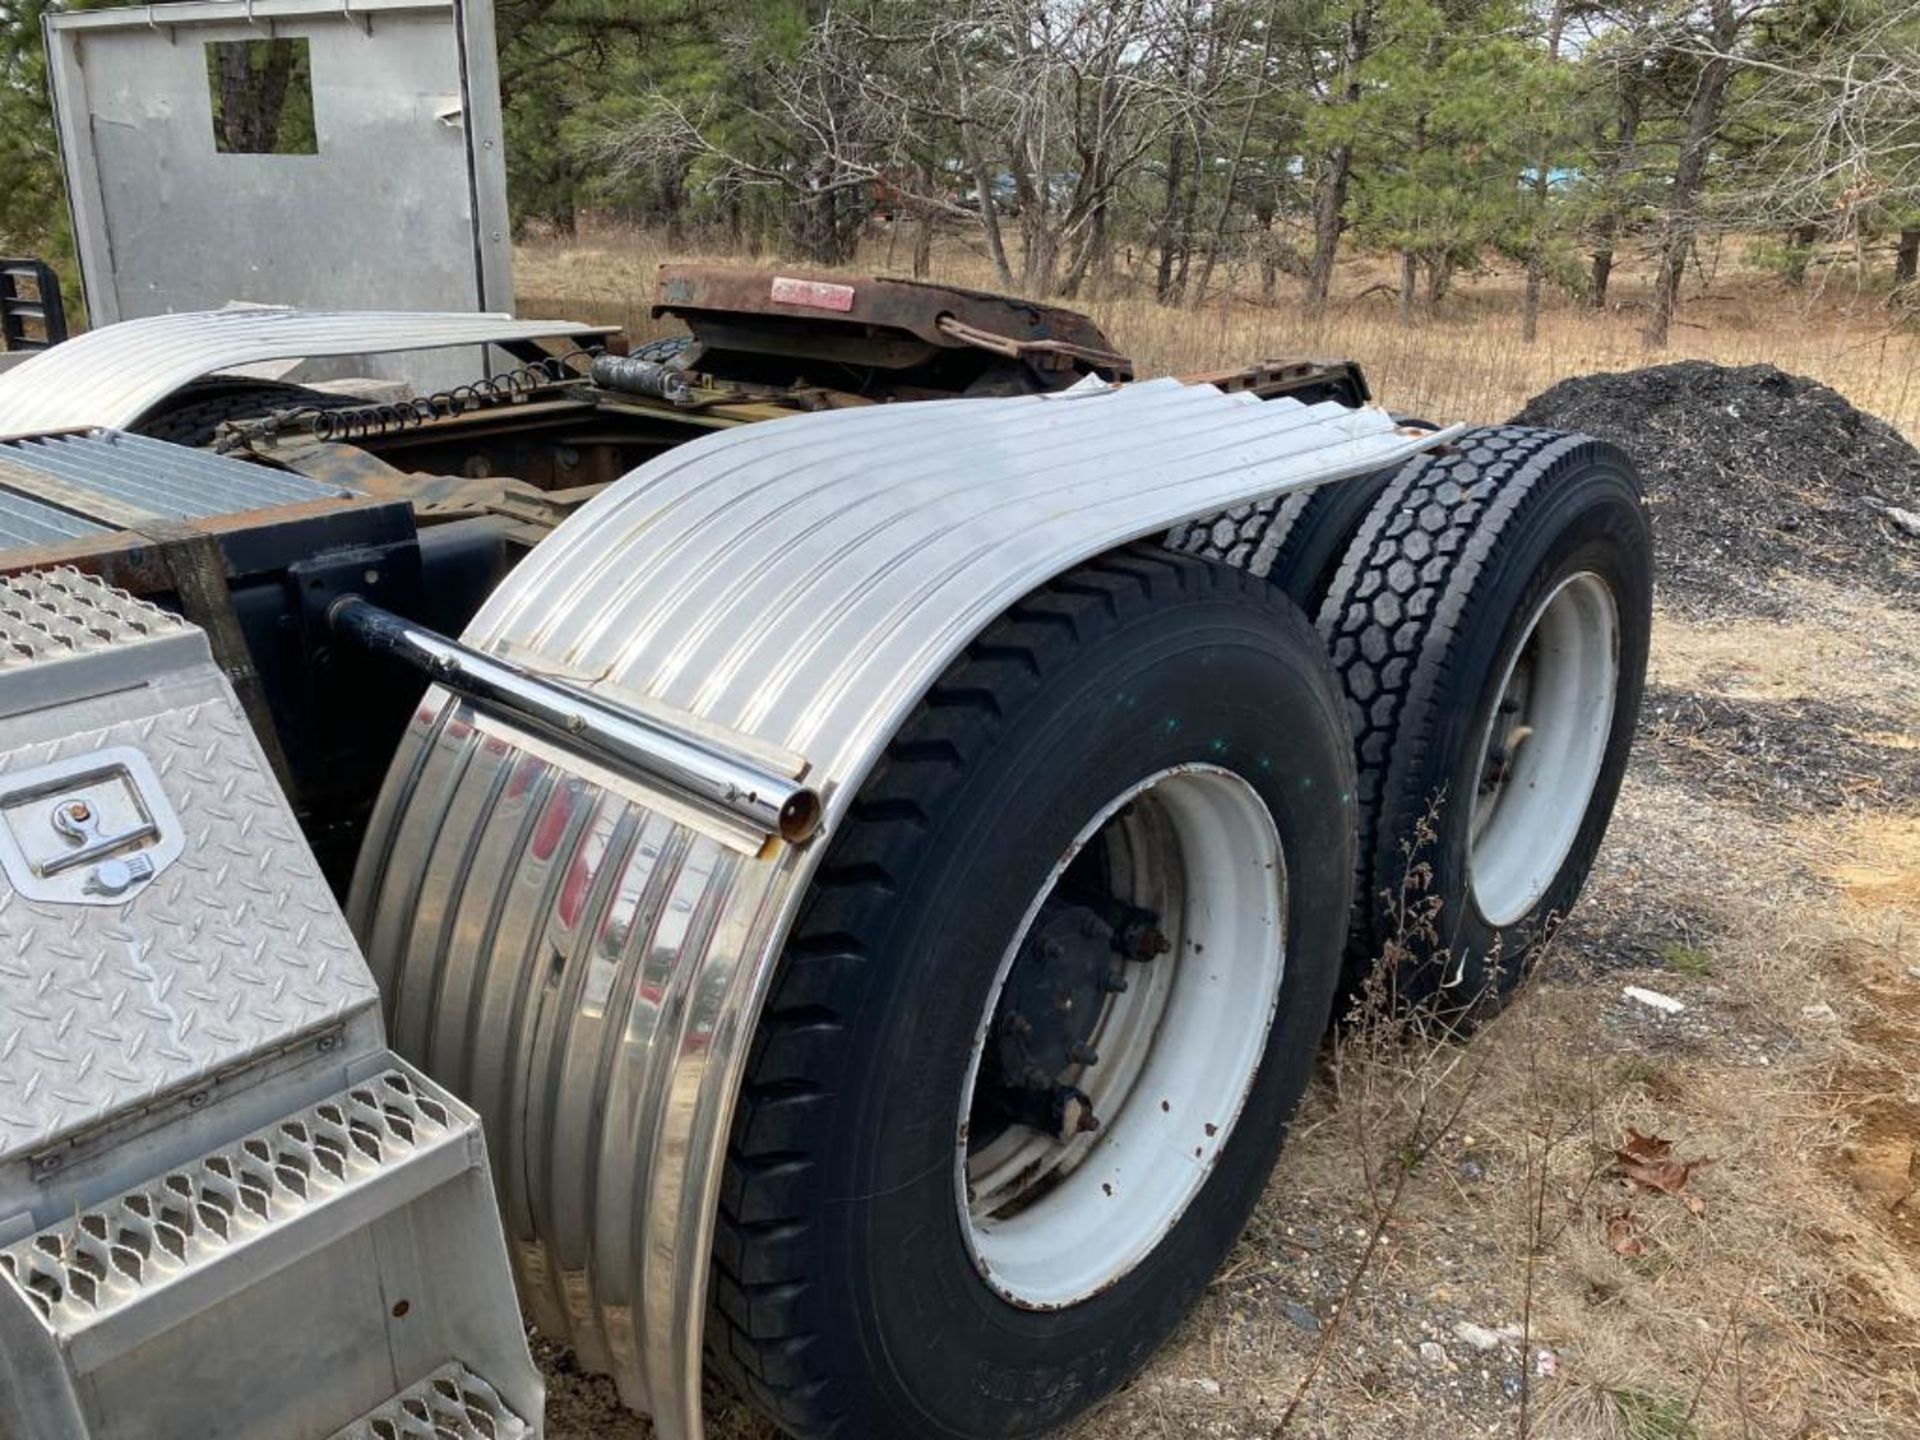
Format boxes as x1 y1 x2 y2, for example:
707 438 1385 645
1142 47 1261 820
1314 426 1654 1011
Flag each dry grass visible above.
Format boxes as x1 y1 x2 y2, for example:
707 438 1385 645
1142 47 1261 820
529 228 1920 1439
514 223 1920 441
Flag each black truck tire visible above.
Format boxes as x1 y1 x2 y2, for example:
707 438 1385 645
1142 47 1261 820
709 545 1356 1439
1165 463 1400 613
133 379 371 448
1315 426 1652 1013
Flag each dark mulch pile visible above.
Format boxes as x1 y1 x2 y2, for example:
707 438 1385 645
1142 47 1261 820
1512 361 1920 616
1638 685 1920 815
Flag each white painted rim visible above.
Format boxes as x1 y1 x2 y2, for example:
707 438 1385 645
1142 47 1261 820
1468 571 1619 928
954 764 1287 1311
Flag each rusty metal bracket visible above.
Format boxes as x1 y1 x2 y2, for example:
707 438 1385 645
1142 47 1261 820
933 314 1133 375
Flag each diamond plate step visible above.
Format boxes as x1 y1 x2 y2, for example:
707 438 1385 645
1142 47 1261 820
329 1362 532 1440
0 567 187 664
0 1065 477 1374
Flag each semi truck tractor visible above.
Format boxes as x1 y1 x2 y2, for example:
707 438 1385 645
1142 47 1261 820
0 5 1652 1437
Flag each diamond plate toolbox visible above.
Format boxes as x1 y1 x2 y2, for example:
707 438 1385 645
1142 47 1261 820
0 568 379 1174
0 567 541 1440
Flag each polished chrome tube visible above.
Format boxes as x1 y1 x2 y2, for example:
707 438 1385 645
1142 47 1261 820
330 596 821 844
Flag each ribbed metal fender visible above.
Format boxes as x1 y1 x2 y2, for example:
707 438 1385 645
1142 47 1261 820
0 309 599 440
348 378 1459 1439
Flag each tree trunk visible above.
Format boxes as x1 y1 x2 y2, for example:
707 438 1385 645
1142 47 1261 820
912 207 935 280
1645 0 1736 348
1156 128 1189 304
1307 2 1370 312
1590 248 1613 309
1307 147 1351 311
1589 50 1642 311
1058 202 1105 300
1256 200 1279 303
1021 214 1059 296
1896 227 1920 288
1258 204 1279 304
1398 250 1417 328
660 164 687 251
213 41 301 154
1191 0 1280 308
910 164 936 279
1426 253 1453 305
1172 131 1205 303
964 139 1015 290
1521 0 1568 345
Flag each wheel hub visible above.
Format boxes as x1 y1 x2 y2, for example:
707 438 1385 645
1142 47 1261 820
955 766 1288 1311
1468 571 1619 927
975 897 1165 1147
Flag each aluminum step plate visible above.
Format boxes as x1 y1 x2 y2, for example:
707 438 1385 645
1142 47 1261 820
0 1068 467 1370
329 1361 532 1440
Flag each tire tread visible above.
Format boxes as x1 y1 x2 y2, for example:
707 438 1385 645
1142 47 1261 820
1311 425 1641 989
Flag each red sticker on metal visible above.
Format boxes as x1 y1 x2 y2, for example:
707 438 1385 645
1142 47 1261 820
770 276 856 312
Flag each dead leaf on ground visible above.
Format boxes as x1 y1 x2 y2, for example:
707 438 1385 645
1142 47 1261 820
1620 1127 1673 1161
1605 1209 1649 1258
1611 1130 1716 1210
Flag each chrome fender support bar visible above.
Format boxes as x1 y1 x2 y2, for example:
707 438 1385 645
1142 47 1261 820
330 597 822 845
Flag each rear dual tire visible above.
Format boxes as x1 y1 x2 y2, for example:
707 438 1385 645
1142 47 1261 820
711 547 1355 1438
712 428 1653 1436
1315 427 1652 1011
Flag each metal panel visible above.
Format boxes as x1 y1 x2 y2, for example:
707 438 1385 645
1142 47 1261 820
351 378 1459 1437
0 489 107 548
330 1361 532 1440
0 567 540 1440
0 1058 543 1440
44 0 513 381
1 1066 463 1371
1 431 354 520
0 309 598 441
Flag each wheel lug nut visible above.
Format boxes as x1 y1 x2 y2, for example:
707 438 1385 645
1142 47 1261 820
1100 971 1129 994
1132 928 1170 961
1069 1042 1099 1066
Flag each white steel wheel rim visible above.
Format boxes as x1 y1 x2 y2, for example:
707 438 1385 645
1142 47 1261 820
1468 571 1619 928
954 764 1287 1311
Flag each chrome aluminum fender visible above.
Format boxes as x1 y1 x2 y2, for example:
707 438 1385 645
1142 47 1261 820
348 378 1458 1438
0 309 601 440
